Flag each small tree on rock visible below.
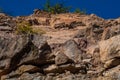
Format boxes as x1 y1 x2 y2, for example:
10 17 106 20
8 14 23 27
74 8 86 14
44 0 70 14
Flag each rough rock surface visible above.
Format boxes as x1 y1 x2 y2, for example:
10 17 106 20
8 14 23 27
0 12 120 80
99 35 120 68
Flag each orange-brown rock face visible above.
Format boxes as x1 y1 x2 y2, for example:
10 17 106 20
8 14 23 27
0 12 120 80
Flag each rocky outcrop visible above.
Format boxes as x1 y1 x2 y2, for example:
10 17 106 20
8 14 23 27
0 35 88 79
103 65 120 80
0 34 51 77
99 35 120 68
0 13 16 32
0 12 120 80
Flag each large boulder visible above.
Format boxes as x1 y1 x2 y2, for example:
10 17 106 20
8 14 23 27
0 35 30 76
62 40 82 63
0 34 52 76
103 65 120 80
55 51 70 65
99 35 120 68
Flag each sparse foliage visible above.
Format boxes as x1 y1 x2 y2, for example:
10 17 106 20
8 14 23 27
44 0 70 14
74 8 86 14
16 21 45 35
44 0 51 12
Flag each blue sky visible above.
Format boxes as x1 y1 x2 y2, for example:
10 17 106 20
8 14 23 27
0 0 120 19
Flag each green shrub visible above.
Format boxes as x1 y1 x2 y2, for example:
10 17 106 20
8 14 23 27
0 8 3 13
16 21 45 35
43 0 86 15
44 0 70 14
74 8 86 14
16 21 32 34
